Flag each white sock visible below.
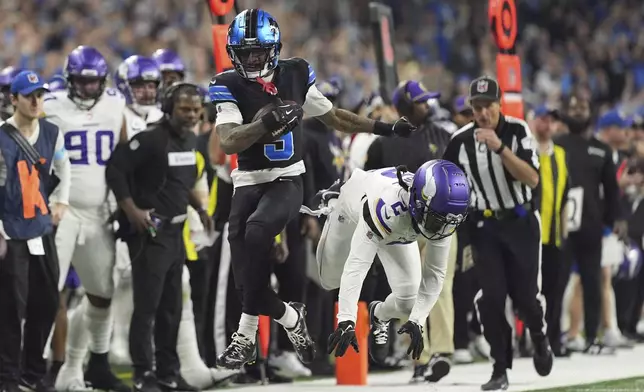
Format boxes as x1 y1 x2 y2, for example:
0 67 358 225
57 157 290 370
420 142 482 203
85 302 112 354
275 303 298 329
111 276 133 350
178 267 208 370
375 295 403 322
237 313 259 342
66 298 90 369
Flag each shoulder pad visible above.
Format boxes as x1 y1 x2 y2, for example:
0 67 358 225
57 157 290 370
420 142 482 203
208 75 237 104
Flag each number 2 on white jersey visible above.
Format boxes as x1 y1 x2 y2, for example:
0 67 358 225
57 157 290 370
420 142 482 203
566 186 583 232
65 130 115 166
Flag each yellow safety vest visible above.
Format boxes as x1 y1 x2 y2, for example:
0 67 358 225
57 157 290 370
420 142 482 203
539 145 568 247
184 152 218 260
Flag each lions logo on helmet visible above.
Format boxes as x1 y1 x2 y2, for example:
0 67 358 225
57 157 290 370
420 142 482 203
226 9 282 79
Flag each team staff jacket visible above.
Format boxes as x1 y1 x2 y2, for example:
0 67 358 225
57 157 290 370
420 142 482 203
554 132 621 237
106 120 199 220
365 118 454 172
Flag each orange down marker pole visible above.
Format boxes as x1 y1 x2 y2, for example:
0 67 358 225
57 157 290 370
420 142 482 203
489 0 524 119
334 301 369 385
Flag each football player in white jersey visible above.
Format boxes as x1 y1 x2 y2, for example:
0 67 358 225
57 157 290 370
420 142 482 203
110 55 237 388
43 45 129 392
304 160 469 363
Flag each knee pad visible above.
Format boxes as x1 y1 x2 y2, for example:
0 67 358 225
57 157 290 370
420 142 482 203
245 222 273 250
394 295 416 315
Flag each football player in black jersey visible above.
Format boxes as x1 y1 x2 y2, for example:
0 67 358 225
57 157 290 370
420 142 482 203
208 8 415 369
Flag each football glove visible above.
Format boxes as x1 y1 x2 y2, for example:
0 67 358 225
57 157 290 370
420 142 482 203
261 102 304 133
374 117 416 137
327 321 359 357
398 320 424 360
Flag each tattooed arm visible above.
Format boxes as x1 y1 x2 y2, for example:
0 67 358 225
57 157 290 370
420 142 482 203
316 107 376 134
215 122 269 155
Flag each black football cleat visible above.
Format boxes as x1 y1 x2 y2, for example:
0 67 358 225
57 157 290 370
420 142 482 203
283 302 316 364
216 333 257 370
84 353 130 392
532 336 554 376
132 371 162 392
481 368 509 391
368 301 390 365
425 354 451 383
157 376 199 392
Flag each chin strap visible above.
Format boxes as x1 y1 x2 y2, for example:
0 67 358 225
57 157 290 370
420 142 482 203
396 165 410 191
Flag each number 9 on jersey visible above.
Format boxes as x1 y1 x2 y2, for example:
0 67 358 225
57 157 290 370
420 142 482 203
263 132 294 162
65 130 115 166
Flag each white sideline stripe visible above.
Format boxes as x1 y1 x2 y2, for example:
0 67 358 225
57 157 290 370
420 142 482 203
228 344 644 391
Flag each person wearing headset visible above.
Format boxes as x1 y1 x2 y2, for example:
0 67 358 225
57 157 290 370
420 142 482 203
106 83 213 392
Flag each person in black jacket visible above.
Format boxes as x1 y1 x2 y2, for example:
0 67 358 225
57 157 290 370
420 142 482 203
555 94 627 354
106 83 210 392
365 81 452 171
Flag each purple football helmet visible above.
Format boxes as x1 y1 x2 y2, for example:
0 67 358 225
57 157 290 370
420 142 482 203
115 55 161 106
64 46 109 109
0 66 23 119
408 160 470 240
152 48 185 87
47 74 67 92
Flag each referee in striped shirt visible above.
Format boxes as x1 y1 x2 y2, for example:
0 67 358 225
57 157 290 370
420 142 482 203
442 76 553 391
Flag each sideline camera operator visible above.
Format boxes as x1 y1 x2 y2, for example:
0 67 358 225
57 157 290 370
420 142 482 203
105 83 211 392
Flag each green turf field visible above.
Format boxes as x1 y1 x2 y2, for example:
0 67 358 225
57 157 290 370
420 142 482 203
529 376 644 391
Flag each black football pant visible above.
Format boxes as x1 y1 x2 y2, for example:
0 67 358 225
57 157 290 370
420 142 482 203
471 212 545 371
275 215 307 351
540 244 571 352
127 223 184 379
567 231 602 344
0 235 59 385
229 177 303 318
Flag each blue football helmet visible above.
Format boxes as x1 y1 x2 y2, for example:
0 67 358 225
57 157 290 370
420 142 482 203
115 55 161 107
226 9 282 79
64 45 109 109
408 160 470 240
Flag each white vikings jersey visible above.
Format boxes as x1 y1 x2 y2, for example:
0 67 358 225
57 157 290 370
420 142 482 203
43 88 126 209
340 167 419 245
316 166 453 325
123 106 164 139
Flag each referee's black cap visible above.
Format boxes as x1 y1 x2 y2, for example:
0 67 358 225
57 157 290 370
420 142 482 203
468 76 502 103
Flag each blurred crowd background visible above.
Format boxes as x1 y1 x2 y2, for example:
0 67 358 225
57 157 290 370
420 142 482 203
3 0 644 114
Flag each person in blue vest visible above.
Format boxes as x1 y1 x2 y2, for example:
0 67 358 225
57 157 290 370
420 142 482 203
0 70 71 392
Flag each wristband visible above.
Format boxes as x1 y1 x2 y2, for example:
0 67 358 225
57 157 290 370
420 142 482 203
495 144 506 154
260 111 282 132
373 121 394 136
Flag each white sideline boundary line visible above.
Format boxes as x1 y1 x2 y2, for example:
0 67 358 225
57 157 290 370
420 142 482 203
218 345 644 391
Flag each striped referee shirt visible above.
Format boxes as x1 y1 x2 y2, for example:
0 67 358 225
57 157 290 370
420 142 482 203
442 114 539 211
